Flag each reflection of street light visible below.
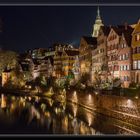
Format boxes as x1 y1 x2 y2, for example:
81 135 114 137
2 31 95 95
73 91 78 103
86 113 92 127
95 91 98 95
74 91 77 96
88 94 92 103
135 96 138 99
127 99 133 107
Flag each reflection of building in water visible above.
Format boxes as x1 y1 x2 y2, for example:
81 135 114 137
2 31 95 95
52 117 62 133
79 121 86 134
2 69 11 87
45 111 52 130
72 117 79 134
28 106 40 124
79 121 96 135
71 104 78 117
1 94 6 108
72 91 78 103
61 115 68 133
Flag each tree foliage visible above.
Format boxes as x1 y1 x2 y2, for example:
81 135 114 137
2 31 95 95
0 50 18 74
80 73 90 85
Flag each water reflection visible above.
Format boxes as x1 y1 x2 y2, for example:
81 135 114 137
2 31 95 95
1 94 6 109
0 93 138 135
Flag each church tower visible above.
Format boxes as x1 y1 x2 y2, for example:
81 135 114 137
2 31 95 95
92 6 104 37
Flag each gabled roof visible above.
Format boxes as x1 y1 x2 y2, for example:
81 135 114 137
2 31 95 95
132 19 140 35
82 36 97 45
100 26 111 36
112 26 122 36
108 25 134 42
122 27 134 46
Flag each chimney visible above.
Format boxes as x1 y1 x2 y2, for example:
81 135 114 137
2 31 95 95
109 25 112 29
124 22 128 30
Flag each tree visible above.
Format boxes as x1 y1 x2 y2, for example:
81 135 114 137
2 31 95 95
0 50 18 74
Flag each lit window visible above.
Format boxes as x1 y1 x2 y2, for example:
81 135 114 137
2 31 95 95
133 61 137 69
120 65 123 71
127 65 130 70
123 54 125 60
119 55 121 60
124 65 126 70
138 60 140 69
137 34 140 41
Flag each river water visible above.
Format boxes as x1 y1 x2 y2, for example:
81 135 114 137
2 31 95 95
0 93 138 135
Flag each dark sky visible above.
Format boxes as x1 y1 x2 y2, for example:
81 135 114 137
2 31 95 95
0 4 140 52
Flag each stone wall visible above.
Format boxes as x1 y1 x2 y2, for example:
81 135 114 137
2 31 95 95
67 90 140 129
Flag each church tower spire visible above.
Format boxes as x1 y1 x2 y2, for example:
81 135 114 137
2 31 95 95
97 6 100 19
92 6 104 37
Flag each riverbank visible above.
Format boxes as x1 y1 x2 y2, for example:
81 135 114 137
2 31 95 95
66 90 140 134
1 86 140 133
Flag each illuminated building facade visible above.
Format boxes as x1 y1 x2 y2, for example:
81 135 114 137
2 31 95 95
107 26 121 81
2 69 11 87
91 26 110 82
79 36 97 77
118 25 133 88
53 43 76 78
131 19 140 84
61 49 79 77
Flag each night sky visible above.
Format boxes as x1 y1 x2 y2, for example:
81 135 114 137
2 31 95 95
0 3 140 52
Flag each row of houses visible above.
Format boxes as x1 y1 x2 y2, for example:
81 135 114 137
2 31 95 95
2 6 140 89
79 19 140 88
3 19 137 89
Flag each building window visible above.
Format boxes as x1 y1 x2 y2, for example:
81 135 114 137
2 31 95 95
124 43 126 48
126 53 129 59
123 65 126 70
133 61 137 69
135 35 137 41
127 65 130 70
127 76 130 81
119 55 121 60
137 34 140 41
124 76 126 81
138 60 140 69
122 54 125 60
120 65 123 71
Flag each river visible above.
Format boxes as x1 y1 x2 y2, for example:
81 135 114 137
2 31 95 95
0 93 138 135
